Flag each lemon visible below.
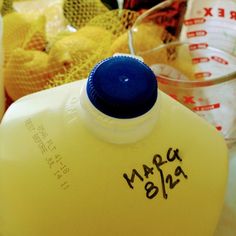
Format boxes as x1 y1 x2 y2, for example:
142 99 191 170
132 23 165 52
48 26 112 71
48 34 97 69
3 12 46 63
75 26 114 44
46 26 113 88
23 14 46 51
172 45 195 80
3 12 32 61
4 48 50 101
109 32 129 55
109 23 169 65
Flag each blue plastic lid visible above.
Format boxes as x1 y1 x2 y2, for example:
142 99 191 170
86 56 158 118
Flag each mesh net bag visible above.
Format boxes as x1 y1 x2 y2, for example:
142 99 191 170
45 9 140 89
87 9 139 37
2 0 140 102
3 11 49 101
62 0 109 28
4 48 52 101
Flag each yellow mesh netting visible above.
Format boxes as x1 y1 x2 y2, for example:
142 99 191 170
62 0 109 28
46 9 140 89
87 9 139 37
3 11 49 100
4 48 52 101
2 0 140 101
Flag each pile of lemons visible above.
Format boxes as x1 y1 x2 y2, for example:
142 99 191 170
2 0 137 101
3 0 174 101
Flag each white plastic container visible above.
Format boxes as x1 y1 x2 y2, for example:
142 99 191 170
0 56 228 236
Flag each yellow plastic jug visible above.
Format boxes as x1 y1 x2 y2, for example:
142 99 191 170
0 56 228 236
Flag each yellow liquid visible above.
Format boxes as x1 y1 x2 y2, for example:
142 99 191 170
0 80 228 236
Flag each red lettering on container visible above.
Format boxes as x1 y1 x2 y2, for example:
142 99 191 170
218 8 225 17
168 94 178 100
230 11 236 20
194 72 212 79
204 8 213 17
202 8 236 20
211 56 228 65
193 103 220 111
187 30 207 38
183 96 195 104
184 18 206 26
189 43 208 50
192 57 210 64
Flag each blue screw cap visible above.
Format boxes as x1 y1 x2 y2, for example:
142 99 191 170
87 56 158 118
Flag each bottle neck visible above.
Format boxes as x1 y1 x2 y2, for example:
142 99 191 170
79 81 160 144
